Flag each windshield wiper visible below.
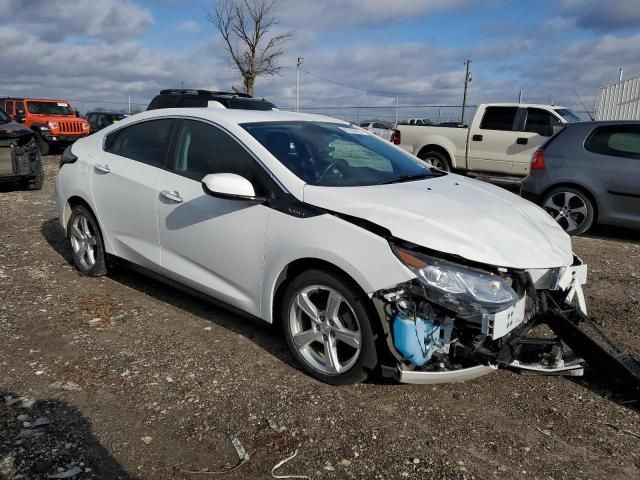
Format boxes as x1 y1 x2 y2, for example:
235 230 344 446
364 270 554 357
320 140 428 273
377 170 444 185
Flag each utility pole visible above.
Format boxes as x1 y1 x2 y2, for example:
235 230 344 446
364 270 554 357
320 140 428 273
395 96 398 126
128 95 131 115
518 90 523 103
461 60 471 125
296 57 303 112
619 67 623 82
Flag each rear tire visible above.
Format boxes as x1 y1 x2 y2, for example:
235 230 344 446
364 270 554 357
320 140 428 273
419 150 450 172
67 205 108 276
280 269 378 385
541 187 595 236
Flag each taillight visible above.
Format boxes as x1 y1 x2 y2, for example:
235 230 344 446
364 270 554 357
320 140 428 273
531 149 545 170
392 129 401 145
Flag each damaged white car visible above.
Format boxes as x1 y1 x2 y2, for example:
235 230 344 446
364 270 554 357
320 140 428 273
56 108 639 387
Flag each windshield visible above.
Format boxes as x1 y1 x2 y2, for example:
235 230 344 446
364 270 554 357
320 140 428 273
554 108 583 123
0 109 10 124
26 101 74 116
243 121 441 187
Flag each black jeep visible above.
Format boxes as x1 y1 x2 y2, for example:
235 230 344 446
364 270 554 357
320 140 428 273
0 108 43 190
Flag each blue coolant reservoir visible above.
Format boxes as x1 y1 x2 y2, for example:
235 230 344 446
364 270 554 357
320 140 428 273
392 311 440 366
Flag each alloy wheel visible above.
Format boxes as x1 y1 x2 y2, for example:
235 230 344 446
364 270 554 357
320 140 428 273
543 191 588 233
289 285 362 375
69 214 98 270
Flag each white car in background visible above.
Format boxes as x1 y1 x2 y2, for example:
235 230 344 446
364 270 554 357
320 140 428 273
359 121 393 141
55 107 589 385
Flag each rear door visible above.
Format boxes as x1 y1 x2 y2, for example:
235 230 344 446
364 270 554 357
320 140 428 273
91 118 174 269
512 107 562 175
467 106 518 173
584 125 640 226
156 118 272 316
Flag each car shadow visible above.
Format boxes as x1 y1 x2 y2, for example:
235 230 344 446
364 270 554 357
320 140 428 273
583 224 640 244
0 389 131 479
40 217 298 371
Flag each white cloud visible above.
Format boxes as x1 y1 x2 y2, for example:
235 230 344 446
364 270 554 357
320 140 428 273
277 0 473 29
0 0 152 40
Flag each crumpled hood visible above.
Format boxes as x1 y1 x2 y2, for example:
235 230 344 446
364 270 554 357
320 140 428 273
303 174 573 269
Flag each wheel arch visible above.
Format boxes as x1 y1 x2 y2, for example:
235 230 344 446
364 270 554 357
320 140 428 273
270 257 375 328
63 196 97 233
416 143 454 167
541 182 599 223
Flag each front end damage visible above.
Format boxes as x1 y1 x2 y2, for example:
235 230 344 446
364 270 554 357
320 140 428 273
374 243 640 392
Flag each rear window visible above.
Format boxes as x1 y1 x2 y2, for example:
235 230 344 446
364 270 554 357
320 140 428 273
585 125 640 159
480 107 518 131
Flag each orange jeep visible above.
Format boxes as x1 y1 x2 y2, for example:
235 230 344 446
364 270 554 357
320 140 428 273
0 97 90 155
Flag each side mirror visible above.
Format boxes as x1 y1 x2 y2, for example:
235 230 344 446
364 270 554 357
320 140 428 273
201 173 265 203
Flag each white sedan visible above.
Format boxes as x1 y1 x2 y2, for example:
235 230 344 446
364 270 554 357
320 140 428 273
56 108 587 385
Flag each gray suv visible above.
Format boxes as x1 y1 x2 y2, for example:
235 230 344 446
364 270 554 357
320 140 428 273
521 121 640 235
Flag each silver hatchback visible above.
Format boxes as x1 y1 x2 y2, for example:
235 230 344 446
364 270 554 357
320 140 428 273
521 121 640 235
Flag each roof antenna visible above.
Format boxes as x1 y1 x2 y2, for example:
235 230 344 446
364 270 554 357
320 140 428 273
573 89 594 121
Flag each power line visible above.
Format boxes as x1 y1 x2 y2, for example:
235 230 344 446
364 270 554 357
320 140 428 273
301 69 407 96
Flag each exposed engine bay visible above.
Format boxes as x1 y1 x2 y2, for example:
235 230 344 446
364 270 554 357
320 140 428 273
374 242 640 391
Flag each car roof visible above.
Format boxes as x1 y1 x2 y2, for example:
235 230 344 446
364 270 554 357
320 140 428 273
485 103 570 109
566 120 640 127
124 107 350 126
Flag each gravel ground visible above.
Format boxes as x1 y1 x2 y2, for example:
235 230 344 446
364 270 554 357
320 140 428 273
0 155 639 480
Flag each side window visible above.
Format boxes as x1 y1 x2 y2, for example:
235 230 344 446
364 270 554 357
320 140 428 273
172 119 272 195
479 107 518 131
15 101 25 115
585 126 640 159
104 119 173 167
5 101 14 116
524 108 560 137
373 123 386 129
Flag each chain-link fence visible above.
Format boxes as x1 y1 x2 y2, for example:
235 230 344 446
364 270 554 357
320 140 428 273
64 99 149 116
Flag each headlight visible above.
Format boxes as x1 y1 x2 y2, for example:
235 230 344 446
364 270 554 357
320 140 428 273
392 245 519 313
82 122 89 130
47 121 59 129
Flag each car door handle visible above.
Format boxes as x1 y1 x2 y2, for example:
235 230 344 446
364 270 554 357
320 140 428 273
516 137 528 145
472 134 483 141
160 190 183 203
94 163 110 173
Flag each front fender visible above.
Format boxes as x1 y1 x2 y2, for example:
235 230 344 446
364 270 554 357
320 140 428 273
260 210 414 323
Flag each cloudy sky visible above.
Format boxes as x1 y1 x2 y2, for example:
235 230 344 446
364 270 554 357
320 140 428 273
1 0 639 118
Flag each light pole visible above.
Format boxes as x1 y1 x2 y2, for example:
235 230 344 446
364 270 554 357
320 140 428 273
461 60 472 125
296 57 303 112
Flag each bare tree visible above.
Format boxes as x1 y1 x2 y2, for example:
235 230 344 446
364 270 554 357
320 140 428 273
208 0 293 96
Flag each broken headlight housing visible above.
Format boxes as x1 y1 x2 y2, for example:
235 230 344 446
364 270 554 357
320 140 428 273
392 245 519 315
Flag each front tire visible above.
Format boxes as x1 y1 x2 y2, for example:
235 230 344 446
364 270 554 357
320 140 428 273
542 187 595 236
34 132 50 156
67 205 108 276
24 157 44 190
281 270 378 385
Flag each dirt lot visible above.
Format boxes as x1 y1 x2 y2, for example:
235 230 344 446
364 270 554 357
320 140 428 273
1 155 639 480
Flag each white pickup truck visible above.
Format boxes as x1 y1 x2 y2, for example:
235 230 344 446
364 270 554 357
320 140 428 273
395 103 582 179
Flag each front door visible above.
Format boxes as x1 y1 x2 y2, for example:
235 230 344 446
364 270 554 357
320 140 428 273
156 118 272 316
467 106 519 173
585 125 640 226
512 108 562 175
90 118 174 269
